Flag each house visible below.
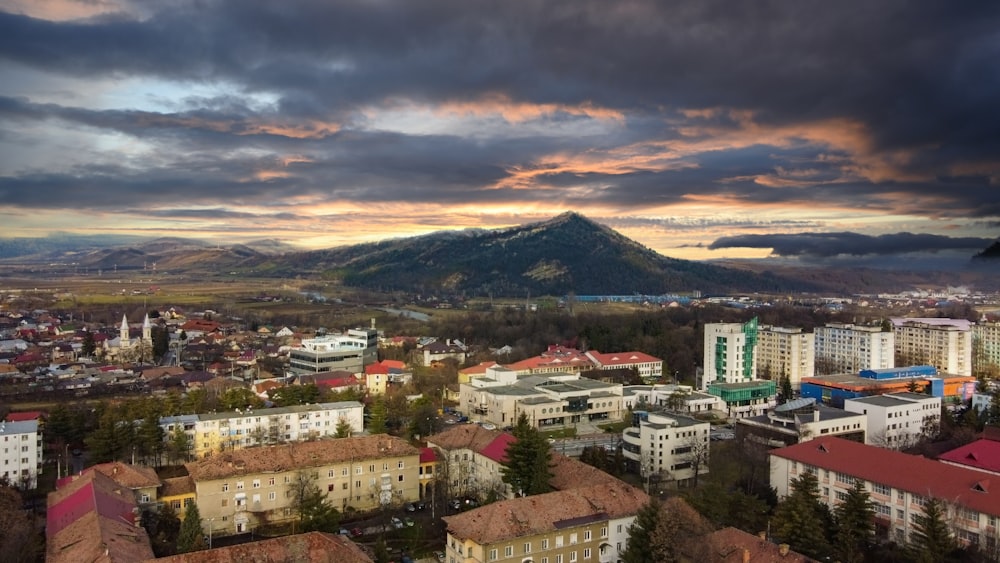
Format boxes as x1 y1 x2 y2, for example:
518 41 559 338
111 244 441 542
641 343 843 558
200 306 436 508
420 339 468 366
769 437 1000 547
87 462 161 505
183 435 420 537
443 480 648 563
159 475 196 517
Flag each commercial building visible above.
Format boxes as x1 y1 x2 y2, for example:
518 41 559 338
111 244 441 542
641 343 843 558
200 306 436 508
459 367 623 429
756 325 815 390
735 397 866 448
701 319 759 389
843 392 941 449
0 418 42 489
707 379 777 419
184 435 420 537
288 327 378 375
622 384 723 415
770 437 1000 548
621 410 710 484
814 323 894 375
584 350 663 381
161 401 364 458
892 318 973 377
442 480 648 563
800 365 976 408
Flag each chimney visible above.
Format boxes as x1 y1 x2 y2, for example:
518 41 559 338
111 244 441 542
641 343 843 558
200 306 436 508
779 544 790 556
743 548 750 563
813 408 820 423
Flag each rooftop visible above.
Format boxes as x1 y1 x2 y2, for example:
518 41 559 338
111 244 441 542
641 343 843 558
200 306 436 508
148 531 372 563
700 527 814 563
426 425 503 453
938 439 1000 475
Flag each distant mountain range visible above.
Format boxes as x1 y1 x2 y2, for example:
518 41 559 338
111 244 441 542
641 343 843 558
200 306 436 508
2 216 998 295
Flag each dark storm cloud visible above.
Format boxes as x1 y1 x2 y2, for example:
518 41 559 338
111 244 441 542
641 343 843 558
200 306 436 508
709 232 995 258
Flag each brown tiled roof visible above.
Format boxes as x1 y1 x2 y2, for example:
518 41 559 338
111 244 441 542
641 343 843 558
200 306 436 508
160 475 195 497
701 527 816 562
49 510 155 563
185 435 419 481
90 462 162 490
148 532 373 563
548 452 622 491
426 424 502 452
443 480 648 545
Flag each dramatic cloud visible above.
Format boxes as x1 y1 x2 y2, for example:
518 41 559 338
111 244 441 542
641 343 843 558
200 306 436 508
0 0 997 263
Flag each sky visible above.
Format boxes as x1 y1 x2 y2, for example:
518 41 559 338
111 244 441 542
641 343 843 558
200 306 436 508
0 0 998 268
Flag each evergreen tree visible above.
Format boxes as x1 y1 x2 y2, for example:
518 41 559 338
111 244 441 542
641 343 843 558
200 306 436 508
86 405 129 463
151 325 169 361
368 398 388 434
82 330 96 357
909 497 958 563
291 471 341 533
167 426 192 464
621 498 661 563
771 471 832 560
138 414 165 466
335 417 354 438
218 387 264 411
501 413 553 496
176 501 206 553
833 479 875 563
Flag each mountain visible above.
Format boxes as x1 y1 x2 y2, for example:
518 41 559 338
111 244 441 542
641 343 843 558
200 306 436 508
249 212 814 296
973 240 1000 262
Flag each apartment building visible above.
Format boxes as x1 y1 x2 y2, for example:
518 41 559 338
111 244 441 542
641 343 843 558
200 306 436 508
459 367 623 429
0 419 42 489
184 435 420 536
701 319 759 389
757 325 815 389
161 401 364 458
814 323 894 375
442 480 648 563
892 318 973 377
427 425 516 500
621 410 710 484
973 321 1000 375
770 437 1000 548
288 327 378 375
844 392 941 449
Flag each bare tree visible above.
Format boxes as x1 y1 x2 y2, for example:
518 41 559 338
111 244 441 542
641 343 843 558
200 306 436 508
681 434 710 488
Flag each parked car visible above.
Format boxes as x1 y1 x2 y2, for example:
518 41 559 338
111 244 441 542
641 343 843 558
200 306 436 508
404 516 415 527
338 528 350 535
405 501 427 512
448 499 462 510
350 527 363 537
391 517 404 529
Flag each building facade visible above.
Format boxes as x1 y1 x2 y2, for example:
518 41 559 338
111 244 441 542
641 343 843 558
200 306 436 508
843 392 942 449
288 328 378 375
0 419 42 489
973 321 1000 376
584 350 663 381
621 410 710 484
162 401 365 458
735 398 867 448
892 318 973 377
184 436 420 536
770 438 1000 549
701 319 759 390
757 325 815 389
814 323 894 375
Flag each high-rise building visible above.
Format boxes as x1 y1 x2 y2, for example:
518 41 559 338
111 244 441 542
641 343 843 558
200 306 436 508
701 318 758 389
973 321 1000 376
892 318 972 377
757 325 815 389
814 323 893 375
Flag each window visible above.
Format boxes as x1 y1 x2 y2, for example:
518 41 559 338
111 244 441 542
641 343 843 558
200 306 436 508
584 530 591 541
600 526 607 538
369 464 375 472
268 492 276 500
268 477 275 486
584 548 591 560
875 504 891 517
873 482 890 496
836 491 849 502
398 475 404 482
958 507 979 523
398 460 405 469
556 556 563 563
383 463 389 471
237 481 244 490
835 472 854 485
556 536 564 547
253 479 260 488
171 500 181 509
570 533 578 544
570 551 577 562
542 539 549 550
489 549 497 561
505 546 513 557
222 483 229 492
329 470 335 477
524 542 532 554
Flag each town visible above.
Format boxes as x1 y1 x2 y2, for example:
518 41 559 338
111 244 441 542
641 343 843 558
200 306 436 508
2 285 1000 563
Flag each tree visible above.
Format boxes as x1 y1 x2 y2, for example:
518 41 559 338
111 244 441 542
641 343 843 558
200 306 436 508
771 471 833 560
176 501 207 553
501 413 552 496
779 375 793 404
291 471 341 533
368 398 388 435
335 417 354 439
167 426 192 464
151 325 169 361
81 330 96 357
218 387 264 411
833 479 875 563
621 498 660 563
146 501 181 557
138 414 166 466
408 398 442 439
650 497 714 563
681 434 709 488
908 497 958 563
0 479 41 562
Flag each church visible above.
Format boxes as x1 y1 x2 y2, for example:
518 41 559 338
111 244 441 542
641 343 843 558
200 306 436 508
102 313 153 363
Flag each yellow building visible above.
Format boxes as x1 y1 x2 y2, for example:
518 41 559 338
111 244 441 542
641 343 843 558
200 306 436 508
184 435 420 537
443 480 648 563
159 475 196 519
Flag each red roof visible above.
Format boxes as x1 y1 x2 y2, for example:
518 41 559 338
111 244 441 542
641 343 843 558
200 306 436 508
420 447 440 464
459 361 500 376
479 433 517 464
5 410 43 422
771 437 1000 516
938 439 1000 475
365 363 389 375
380 359 405 370
587 350 662 366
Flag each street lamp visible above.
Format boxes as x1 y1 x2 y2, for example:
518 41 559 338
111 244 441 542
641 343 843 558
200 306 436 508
208 518 214 549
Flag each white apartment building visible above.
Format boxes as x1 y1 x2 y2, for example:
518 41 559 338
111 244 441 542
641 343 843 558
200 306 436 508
288 327 378 375
0 419 42 489
814 323 894 375
757 325 815 390
892 318 973 377
161 401 365 458
971 392 994 415
459 367 624 429
701 319 759 390
843 392 941 449
770 438 1000 549
973 321 1000 375
621 411 710 484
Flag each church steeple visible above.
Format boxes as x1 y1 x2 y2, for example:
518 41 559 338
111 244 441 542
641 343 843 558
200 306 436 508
119 314 129 344
142 314 152 343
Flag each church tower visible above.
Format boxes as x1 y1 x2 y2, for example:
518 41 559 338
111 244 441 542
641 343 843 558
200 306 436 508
119 314 130 346
142 314 152 343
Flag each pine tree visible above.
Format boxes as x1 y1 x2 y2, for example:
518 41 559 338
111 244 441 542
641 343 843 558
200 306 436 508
909 497 958 563
138 414 165 466
335 417 353 438
176 501 206 553
501 413 552 496
621 498 660 563
772 471 833 560
368 398 388 434
833 479 875 563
